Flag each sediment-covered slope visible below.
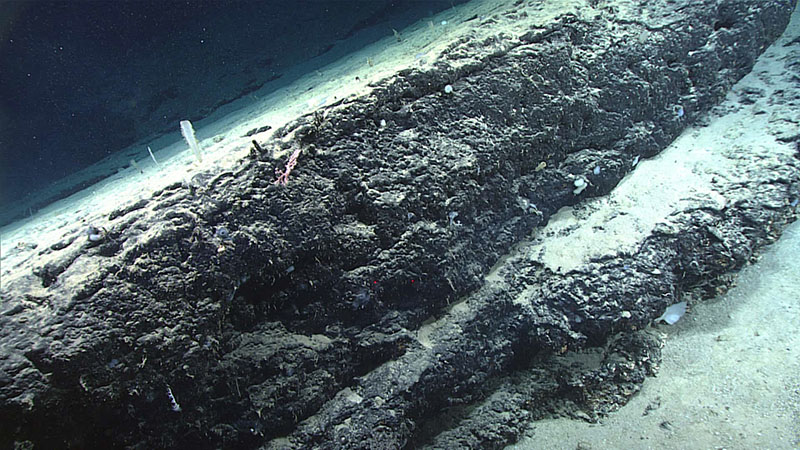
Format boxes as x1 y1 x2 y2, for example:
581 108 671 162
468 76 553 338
1 0 797 448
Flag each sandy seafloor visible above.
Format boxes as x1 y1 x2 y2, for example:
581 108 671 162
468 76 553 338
511 225 800 449
511 4 800 449
1 0 798 448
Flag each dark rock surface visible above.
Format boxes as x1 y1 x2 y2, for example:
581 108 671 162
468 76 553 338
1 0 798 448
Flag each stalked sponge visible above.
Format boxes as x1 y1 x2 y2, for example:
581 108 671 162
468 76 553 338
180 120 203 163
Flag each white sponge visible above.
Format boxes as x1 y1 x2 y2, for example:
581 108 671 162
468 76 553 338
657 301 687 325
180 120 203 163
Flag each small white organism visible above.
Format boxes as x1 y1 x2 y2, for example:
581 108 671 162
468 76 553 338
656 301 687 325
573 177 587 195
